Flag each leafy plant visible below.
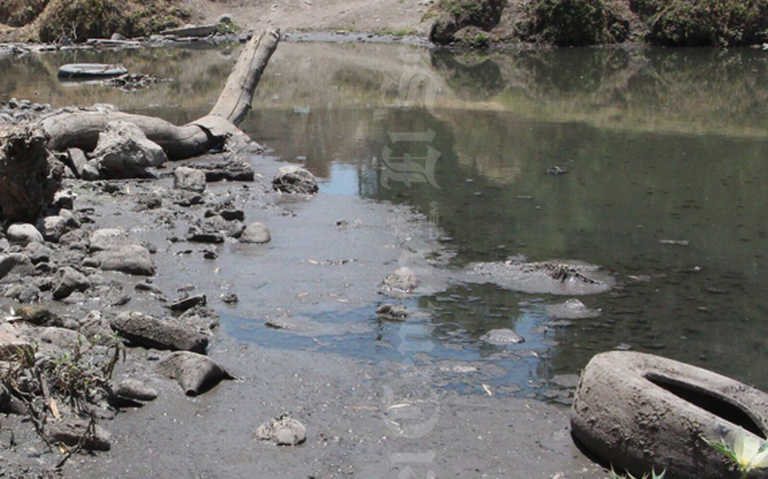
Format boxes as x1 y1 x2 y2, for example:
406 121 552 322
704 428 768 479
610 466 666 479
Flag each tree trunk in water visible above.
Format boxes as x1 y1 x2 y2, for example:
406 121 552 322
40 28 280 160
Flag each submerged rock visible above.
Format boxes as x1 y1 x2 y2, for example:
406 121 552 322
382 267 418 293
464 258 613 295
157 351 233 396
546 298 601 319
481 328 525 345
272 165 318 195
376 304 409 321
255 415 307 446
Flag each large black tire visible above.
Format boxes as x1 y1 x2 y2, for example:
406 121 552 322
572 351 768 479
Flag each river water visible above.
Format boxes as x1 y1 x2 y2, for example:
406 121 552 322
3 39 768 399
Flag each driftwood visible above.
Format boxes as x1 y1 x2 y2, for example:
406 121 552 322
39 29 281 160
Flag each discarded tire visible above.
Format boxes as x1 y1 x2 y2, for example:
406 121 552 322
571 351 768 479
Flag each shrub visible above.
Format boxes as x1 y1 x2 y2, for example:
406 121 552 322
525 0 630 46
37 0 189 43
638 0 768 46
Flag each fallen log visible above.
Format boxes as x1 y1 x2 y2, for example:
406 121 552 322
40 28 280 160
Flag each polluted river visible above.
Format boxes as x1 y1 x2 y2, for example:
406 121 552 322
1 37 768 478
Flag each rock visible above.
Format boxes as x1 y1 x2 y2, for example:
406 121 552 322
187 230 225 244
59 228 90 250
52 266 91 300
0 326 34 361
178 306 220 332
66 148 89 178
0 126 63 222
272 165 318 194
111 311 210 353
78 310 114 344
196 160 255 182
39 215 69 242
52 189 76 210
91 245 155 275
375 304 409 321
110 378 158 406
255 415 307 446
481 328 525 345
239 222 271 244
47 418 111 451
88 228 137 253
220 293 239 304
35 327 88 350
6 223 43 245
0 253 35 281
4 283 40 303
91 121 167 179
174 166 207 193
156 351 233 396
82 161 101 180
382 267 418 292
205 214 245 238
170 293 207 312
24 241 52 264
15 305 60 326
546 298 601 319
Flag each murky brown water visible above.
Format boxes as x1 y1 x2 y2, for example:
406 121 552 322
3 41 768 397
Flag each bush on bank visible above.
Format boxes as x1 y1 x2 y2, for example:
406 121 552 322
634 0 768 46
428 0 768 47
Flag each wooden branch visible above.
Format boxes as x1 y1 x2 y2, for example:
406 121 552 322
39 29 281 161
209 29 281 126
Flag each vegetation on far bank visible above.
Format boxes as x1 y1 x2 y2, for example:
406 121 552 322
2 0 768 47
0 0 189 43
428 0 768 47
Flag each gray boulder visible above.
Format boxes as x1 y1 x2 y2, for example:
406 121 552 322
0 253 34 281
481 328 525 345
6 223 43 245
239 222 271 244
39 215 69 242
382 267 418 292
91 121 167 179
52 266 91 300
174 166 207 193
91 244 155 275
272 165 318 194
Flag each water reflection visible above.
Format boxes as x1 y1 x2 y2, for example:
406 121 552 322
3 41 768 394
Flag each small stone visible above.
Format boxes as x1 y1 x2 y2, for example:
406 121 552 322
375 304 409 321
255 415 306 446
174 166 207 193
220 293 239 304
481 328 525 346
39 215 69 242
382 267 417 292
170 293 207 312
52 266 91 300
239 222 271 244
6 223 43 245
113 378 158 402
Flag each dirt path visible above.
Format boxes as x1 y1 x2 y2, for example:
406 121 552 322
184 0 432 36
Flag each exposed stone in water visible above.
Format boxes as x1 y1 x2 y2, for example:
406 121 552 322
272 165 318 194
239 222 271 244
